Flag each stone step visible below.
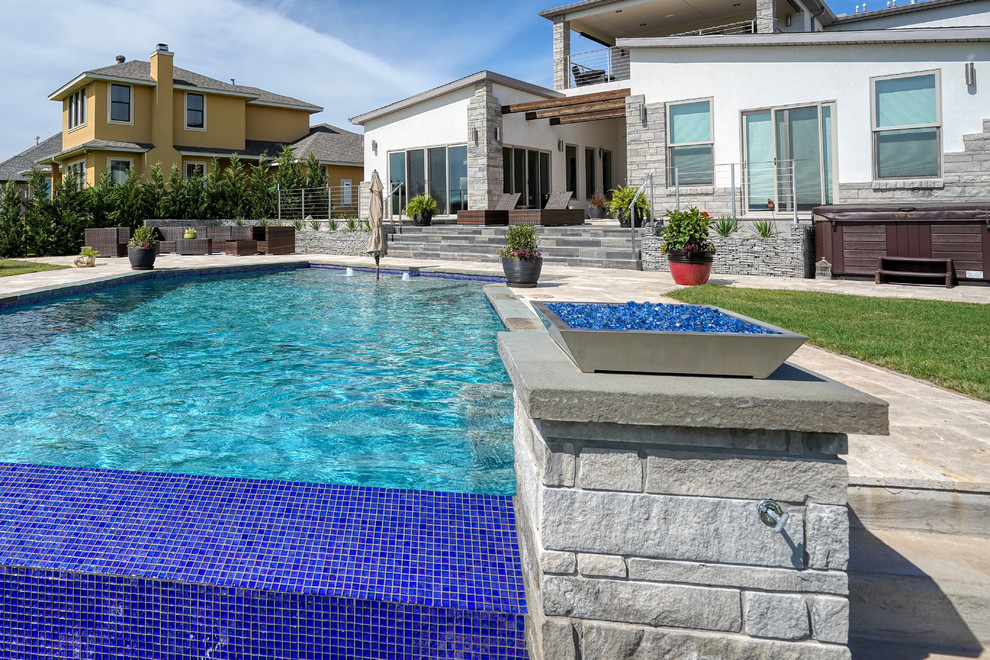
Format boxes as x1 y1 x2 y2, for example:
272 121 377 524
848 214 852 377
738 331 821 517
388 243 637 261
0 463 527 658
848 526 990 656
386 249 641 270
390 234 638 249
849 485 990 537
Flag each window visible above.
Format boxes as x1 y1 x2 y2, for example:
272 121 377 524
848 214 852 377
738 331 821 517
585 148 596 200
341 179 353 206
602 150 614 198
185 93 205 129
565 145 577 196
64 160 86 189
667 99 713 186
67 87 87 130
109 84 131 123
502 146 551 208
185 162 206 180
108 159 131 185
872 71 940 179
388 145 469 215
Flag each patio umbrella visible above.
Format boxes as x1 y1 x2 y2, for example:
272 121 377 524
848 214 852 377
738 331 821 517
366 170 387 279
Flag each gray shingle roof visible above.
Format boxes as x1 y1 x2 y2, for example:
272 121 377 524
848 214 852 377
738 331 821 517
0 133 62 183
58 60 322 112
290 124 362 165
52 139 153 160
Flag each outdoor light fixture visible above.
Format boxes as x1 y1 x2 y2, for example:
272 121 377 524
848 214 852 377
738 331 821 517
598 147 604 158
494 126 500 141
473 127 479 145
965 62 976 85
371 140 377 155
557 139 564 152
640 105 647 123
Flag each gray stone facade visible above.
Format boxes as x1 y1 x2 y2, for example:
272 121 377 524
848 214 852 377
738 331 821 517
497 327 889 660
295 229 369 256
467 81 504 211
838 118 990 204
625 95 665 190
641 223 814 278
553 18 571 91
756 0 779 33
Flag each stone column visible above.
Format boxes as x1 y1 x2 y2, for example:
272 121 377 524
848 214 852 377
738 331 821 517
499 331 888 660
357 181 371 221
467 81 504 211
757 0 779 33
625 95 666 187
553 17 571 91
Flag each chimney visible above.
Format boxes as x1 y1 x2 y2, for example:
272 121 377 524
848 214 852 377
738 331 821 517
115 55 125 64
147 43 178 169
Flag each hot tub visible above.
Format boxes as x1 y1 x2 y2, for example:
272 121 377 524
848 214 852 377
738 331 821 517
813 203 990 281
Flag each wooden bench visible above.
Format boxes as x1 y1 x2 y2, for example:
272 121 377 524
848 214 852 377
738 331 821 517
876 256 956 288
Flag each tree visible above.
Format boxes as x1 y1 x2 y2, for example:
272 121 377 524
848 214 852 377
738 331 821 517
247 153 275 220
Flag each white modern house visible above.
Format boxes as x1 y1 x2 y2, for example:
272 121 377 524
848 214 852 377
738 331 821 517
351 0 990 221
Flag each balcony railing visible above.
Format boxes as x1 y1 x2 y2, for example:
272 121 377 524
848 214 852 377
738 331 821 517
567 47 630 87
669 19 756 37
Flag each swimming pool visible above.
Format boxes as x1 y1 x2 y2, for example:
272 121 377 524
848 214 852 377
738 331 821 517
0 268 516 494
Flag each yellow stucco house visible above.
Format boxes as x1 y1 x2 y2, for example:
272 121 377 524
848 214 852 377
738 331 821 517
44 43 362 194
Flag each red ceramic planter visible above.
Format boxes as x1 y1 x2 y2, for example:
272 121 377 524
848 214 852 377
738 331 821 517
667 250 714 286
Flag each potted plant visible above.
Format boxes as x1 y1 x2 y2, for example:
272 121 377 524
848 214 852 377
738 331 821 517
498 224 542 288
74 246 99 268
588 192 607 220
128 225 158 270
607 185 650 228
660 206 716 286
404 194 439 226
183 228 198 239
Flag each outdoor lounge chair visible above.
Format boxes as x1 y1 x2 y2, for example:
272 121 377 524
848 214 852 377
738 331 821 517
572 64 608 87
456 193 521 226
83 227 131 258
508 191 584 227
252 226 295 254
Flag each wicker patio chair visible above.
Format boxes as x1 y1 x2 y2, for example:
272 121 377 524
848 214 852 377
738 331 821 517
83 227 132 257
508 191 584 226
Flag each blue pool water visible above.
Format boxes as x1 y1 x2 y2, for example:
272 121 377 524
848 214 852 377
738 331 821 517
0 268 516 494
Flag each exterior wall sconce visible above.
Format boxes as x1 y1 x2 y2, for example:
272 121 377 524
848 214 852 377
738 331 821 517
640 105 647 123
598 147 604 158
371 140 377 155
965 62 976 86
557 139 564 152
473 127 479 145
494 126 500 141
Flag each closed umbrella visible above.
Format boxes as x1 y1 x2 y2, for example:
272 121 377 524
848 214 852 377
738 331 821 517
366 170 387 279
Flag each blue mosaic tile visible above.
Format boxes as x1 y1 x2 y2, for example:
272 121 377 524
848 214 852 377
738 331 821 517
310 264 506 283
0 464 527 658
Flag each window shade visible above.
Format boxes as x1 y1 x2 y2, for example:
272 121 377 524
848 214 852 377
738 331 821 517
744 112 774 210
876 74 936 128
669 101 711 144
669 145 713 186
876 128 939 178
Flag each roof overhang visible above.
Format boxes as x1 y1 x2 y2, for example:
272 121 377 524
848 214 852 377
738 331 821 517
539 0 837 43
831 0 982 25
173 84 257 100
617 24 990 48
248 99 324 113
350 70 560 126
49 74 155 101
503 88 630 125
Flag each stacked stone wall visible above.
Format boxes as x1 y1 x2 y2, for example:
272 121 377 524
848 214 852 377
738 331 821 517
467 82 504 212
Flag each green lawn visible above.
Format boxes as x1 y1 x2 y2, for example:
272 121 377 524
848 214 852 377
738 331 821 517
0 259 69 278
666 285 990 401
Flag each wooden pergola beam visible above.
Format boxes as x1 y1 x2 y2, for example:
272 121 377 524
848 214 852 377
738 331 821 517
549 108 627 125
525 99 626 121
501 88 630 115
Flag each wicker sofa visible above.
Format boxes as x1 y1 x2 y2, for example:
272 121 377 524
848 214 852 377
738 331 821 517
83 227 132 257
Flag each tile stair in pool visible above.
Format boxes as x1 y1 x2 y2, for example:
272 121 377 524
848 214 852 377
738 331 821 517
387 225 644 270
0 463 527 658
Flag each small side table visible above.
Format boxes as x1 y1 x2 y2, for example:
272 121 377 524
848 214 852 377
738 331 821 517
224 240 258 256
175 238 213 255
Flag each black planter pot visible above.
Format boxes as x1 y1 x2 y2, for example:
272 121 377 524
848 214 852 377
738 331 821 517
501 256 543 288
588 207 605 220
617 208 645 228
412 211 433 226
128 247 157 270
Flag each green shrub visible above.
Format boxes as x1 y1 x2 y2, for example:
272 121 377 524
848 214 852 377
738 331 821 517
660 206 715 256
498 224 541 259
713 216 740 237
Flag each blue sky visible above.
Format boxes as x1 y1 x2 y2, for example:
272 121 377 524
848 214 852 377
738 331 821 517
0 0 909 159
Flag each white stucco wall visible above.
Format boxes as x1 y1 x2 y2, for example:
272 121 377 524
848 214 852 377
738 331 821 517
629 41 988 183
359 87 474 182
828 0 990 30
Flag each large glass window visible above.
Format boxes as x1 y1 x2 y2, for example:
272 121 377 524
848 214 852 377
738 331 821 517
68 87 87 130
108 159 131 185
448 146 467 213
388 145 467 215
565 145 577 196
872 72 940 179
667 99 713 186
585 148 596 200
110 84 131 123
502 146 551 209
428 147 447 212
186 93 205 129
602 150 613 198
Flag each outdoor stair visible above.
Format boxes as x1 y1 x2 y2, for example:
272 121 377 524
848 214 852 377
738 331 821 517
847 485 990 659
386 224 644 270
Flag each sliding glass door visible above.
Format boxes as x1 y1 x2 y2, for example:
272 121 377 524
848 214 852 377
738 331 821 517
743 103 834 213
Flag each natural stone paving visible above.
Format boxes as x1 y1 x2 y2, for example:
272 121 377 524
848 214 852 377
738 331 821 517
5 253 989 495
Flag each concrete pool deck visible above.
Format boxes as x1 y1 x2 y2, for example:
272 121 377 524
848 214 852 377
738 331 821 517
4 252 989 496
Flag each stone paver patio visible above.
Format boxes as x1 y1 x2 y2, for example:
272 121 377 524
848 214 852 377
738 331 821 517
4 253 989 495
